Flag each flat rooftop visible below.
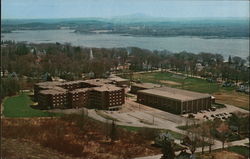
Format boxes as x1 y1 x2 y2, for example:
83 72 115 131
92 84 122 92
36 79 123 94
83 79 112 86
40 89 67 95
132 82 161 89
109 77 129 82
138 87 211 102
70 88 90 94
62 80 86 85
36 81 63 86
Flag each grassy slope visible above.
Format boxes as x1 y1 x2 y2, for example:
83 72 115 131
118 125 184 140
3 93 60 117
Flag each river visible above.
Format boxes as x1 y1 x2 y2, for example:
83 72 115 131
2 29 249 59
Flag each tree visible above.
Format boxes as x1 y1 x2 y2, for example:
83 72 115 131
216 122 230 149
0 77 20 101
207 121 215 153
232 56 242 67
215 54 224 65
228 55 232 64
198 123 208 154
184 120 199 158
110 120 117 142
156 133 175 159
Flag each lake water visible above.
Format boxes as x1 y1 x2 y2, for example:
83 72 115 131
2 29 249 59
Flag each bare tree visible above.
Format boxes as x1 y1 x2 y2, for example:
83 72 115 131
216 122 229 149
185 120 198 158
110 120 117 142
207 122 215 153
198 123 208 154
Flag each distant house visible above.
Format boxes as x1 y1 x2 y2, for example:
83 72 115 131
195 63 204 71
236 84 249 94
8 72 18 79
87 71 95 78
1 70 9 77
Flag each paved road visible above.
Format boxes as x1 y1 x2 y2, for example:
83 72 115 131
135 138 249 159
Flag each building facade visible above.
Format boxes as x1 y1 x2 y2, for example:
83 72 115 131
137 87 212 114
130 83 161 94
34 79 125 110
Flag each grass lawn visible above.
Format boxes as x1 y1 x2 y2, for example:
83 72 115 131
227 146 249 157
3 93 61 117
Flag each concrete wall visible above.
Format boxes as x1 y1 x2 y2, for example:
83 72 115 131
137 92 211 114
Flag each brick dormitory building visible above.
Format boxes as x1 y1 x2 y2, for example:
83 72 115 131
133 83 213 114
34 78 126 110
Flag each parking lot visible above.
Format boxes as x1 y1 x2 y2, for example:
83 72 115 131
182 104 249 121
98 96 195 133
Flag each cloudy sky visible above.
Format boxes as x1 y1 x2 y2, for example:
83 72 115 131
2 0 249 19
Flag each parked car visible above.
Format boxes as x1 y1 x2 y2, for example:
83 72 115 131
188 113 195 118
211 107 216 111
222 81 235 87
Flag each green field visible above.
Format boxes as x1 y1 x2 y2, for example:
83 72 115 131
3 93 61 117
129 72 221 94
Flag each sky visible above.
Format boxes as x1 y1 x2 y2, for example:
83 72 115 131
2 0 250 19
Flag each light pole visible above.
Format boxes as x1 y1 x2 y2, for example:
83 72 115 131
152 115 154 125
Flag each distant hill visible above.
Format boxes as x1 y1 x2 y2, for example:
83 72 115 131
2 16 249 38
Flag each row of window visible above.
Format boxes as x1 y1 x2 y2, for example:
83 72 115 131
110 92 123 96
110 102 122 106
53 103 66 107
52 99 67 103
109 95 122 99
52 95 66 99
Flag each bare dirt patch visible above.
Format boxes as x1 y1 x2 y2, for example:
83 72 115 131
160 80 181 86
213 91 249 110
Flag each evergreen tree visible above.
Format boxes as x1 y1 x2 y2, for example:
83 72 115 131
228 55 232 64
